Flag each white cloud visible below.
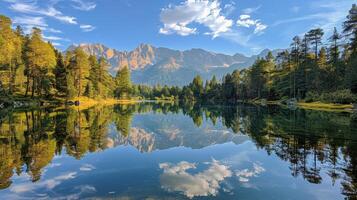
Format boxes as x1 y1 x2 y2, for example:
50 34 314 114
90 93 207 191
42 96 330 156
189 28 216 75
13 15 47 27
242 5 261 14
236 15 267 34
47 28 62 33
159 160 232 198
159 24 197 36
10 2 78 24
42 35 65 41
51 42 62 46
80 24 96 32
71 0 96 11
159 0 233 38
254 23 267 34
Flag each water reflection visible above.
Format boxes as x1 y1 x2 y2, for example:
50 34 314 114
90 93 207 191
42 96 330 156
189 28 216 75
0 102 356 199
160 160 232 198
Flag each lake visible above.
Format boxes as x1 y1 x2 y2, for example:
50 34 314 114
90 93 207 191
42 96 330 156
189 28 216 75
0 103 356 199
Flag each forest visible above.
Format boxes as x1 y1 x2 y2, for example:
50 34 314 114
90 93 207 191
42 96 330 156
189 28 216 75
1 4 357 106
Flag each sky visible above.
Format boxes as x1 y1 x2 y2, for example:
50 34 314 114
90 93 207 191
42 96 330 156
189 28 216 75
0 0 355 56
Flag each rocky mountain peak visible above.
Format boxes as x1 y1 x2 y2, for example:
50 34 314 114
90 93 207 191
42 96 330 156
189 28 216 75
67 43 280 86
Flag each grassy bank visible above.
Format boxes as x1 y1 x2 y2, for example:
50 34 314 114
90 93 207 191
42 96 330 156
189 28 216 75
297 102 354 112
1 95 142 110
246 98 355 112
68 97 141 110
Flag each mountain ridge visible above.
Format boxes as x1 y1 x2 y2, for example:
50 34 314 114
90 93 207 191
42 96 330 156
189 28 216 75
67 43 281 86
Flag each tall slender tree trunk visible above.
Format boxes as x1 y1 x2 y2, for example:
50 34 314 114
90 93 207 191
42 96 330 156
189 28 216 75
31 76 35 98
25 73 30 97
78 68 81 97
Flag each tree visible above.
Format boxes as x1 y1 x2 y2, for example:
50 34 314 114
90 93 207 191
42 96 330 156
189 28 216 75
306 28 324 61
329 27 341 64
115 66 132 99
88 55 99 95
343 4 357 93
0 15 23 94
343 4 357 54
25 28 56 97
68 47 90 97
54 50 67 96
190 75 204 99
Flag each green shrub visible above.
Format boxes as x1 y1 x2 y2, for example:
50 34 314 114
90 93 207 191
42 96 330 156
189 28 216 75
305 91 319 103
304 90 356 104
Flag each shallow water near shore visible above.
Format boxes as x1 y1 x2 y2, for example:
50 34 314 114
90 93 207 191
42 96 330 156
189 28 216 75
0 103 356 199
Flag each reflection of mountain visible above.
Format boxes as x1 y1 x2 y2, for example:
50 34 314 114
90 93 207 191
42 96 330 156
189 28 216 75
108 113 249 152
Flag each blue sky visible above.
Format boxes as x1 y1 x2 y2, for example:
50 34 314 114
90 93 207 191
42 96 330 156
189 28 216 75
0 0 355 55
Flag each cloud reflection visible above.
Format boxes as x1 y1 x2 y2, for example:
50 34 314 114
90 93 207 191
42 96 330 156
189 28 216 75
10 172 77 193
236 163 265 183
159 160 232 198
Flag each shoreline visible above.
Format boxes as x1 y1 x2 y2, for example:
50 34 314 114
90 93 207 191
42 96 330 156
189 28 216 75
1 96 356 113
248 99 355 112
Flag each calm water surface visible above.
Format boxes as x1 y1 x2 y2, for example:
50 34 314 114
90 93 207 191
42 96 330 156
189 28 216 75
0 103 356 199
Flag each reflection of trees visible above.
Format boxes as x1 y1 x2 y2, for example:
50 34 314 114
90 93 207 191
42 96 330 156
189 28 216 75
214 105 357 198
0 106 115 187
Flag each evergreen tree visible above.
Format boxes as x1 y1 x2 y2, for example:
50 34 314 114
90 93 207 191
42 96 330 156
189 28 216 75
306 28 324 61
343 4 357 93
190 75 204 99
69 47 90 97
25 28 56 97
54 50 67 96
115 66 132 99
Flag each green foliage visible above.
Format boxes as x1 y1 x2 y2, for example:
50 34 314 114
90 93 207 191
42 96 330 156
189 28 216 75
305 90 356 104
115 66 132 99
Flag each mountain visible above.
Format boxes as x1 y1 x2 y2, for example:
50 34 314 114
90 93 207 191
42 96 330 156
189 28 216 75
67 43 281 86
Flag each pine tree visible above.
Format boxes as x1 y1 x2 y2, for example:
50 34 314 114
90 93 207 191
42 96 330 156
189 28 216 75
25 28 56 97
54 50 67 96
329 27 341 64
343 4 357 93
190 75 204 99
70 48 90 97
306 28 324 61
115 66 132 99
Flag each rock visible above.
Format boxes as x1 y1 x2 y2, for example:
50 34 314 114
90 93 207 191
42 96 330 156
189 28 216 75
286 98 297 110
13 101 23 108
260 99 267 106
